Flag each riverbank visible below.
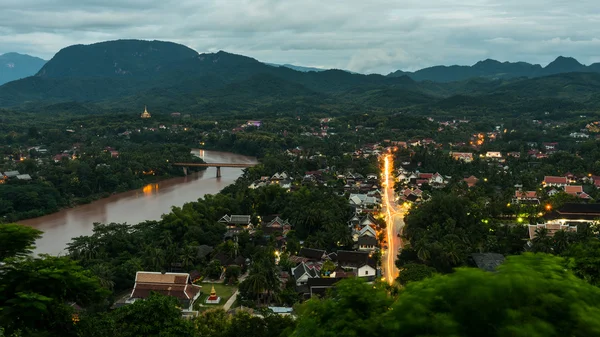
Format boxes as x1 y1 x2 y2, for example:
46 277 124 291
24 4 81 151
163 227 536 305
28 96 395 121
20 150 257 255
2 169 206 223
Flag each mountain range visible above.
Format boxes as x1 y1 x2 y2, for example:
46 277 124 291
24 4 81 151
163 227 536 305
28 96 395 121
1 39 600 115
387 56 600 82
0 52 46 85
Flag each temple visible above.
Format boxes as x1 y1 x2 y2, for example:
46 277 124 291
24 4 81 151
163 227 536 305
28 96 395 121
205 285 221 304
141 106 151 119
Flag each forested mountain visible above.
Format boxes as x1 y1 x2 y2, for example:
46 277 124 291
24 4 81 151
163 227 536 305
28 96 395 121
388 56 600 82
0 52 46 85
1 39 600 116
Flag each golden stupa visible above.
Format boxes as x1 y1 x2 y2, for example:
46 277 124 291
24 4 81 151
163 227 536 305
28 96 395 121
141 106 151 119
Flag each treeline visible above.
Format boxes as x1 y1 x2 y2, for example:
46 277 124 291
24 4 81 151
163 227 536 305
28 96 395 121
0 143 202 221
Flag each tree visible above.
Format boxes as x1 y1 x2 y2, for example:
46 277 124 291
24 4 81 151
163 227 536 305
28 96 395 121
0 223 42 261
396 263 436 286
225 265 242 284
0 254 109 336
563 239 600 286
292 278 392 337
92 293 195 337
384 253 600 337
194 309 231 337
206 260 223 279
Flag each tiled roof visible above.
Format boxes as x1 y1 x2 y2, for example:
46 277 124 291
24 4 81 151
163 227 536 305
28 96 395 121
131 272 200 300
299 248 326 260
543 176 568 184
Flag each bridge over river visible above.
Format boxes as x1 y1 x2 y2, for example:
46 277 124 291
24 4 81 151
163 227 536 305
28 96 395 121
173 162 257 177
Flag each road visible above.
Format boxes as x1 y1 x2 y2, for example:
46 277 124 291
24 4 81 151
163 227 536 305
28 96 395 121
381 154 406 284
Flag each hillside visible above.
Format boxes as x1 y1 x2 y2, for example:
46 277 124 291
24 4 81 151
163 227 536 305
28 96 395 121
0 52 46 85
2 39 600 117
0 40 422 107
36 39 198 78
388 56 600 82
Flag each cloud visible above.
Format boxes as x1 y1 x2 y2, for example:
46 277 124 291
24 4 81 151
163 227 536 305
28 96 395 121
0 0 599 73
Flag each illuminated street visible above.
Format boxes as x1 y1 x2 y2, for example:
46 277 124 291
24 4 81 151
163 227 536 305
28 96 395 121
381 153 405 284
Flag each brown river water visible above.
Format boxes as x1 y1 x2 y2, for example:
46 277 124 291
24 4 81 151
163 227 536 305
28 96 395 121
19 150 257 255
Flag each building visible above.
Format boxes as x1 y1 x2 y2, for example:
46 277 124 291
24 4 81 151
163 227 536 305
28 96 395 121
451 152 474 162
334 250 377 279
512 191 539 204
542 176 568 188
129 272 201 311
141 106 151 119
564 185 591 199
292 262 319 286
218 214 252 231
357 236 378 252
528 223 577 240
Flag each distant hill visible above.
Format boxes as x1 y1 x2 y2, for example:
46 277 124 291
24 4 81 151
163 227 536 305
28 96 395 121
0 40 418 107
36 39 198 78
388 56 600 82
0 52 46 85
266 63 327 72
2 39 600 116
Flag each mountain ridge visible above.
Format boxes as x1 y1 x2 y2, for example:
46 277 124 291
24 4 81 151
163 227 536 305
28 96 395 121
387 56 600 82
0 52 47 85
1 39 600 115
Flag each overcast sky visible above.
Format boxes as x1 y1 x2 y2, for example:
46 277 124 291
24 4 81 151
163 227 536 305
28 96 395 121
1 0 599 74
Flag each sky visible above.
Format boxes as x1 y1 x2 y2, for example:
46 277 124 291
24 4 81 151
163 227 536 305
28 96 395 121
1 0 599 74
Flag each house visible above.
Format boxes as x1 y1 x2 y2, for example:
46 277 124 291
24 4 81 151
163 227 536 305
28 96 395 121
262 216 292 235
528 223 577 240
292 262 319 286
357 236 378 252
564 185 591 199
542 176 568 188
53 153 70 162
298 248 327 261
485 151 502 159
334 250 377 279
3 170 20 178
306 277 343 298
270 172 289 183
430 172 444 185
16 174 32 181
129 272 202 311
352 224 377 242
570 132 589 139
542 142 559 152
512 191 539 204
451 152 474 162
218 214 252 233
464 176 479 188
347 213 377 229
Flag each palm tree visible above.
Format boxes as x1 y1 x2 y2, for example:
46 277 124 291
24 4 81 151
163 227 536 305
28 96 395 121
179 246 197 269
552 230 570 254
531 227 552 253
90 264 115 290
413 238 431 262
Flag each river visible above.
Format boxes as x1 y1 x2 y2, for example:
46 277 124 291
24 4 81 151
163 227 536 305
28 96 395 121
19 150 257 255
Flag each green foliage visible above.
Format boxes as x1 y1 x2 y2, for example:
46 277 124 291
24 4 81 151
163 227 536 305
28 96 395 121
0 248 109 336
395 263 436 285
563 240 600 286
77 293 195 337
0 223 42 261
292 278 393 337
385 253 600 337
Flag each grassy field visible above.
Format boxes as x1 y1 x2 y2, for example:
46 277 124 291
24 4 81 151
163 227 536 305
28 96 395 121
194 283 237 311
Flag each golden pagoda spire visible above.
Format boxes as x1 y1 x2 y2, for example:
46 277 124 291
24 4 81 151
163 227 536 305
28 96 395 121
141 105 151 118
210 285 216 296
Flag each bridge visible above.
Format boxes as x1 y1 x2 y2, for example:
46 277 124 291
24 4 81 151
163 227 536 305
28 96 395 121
172 162 256 178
